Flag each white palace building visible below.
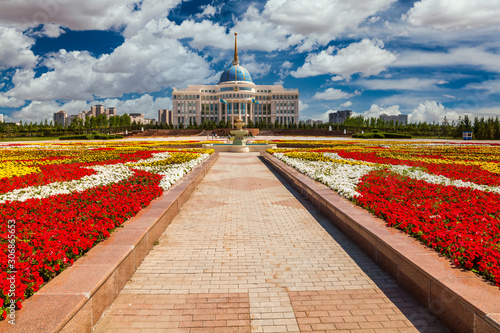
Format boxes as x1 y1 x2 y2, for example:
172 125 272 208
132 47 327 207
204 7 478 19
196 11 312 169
172 33 299 127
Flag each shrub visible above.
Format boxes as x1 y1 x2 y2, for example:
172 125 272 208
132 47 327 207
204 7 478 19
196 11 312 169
59 135 89 140
60 134 124 140
352 132 412 139
383 132 412 139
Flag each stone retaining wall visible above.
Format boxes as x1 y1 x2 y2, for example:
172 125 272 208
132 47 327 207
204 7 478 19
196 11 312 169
262 152 500 333
0 153 219 333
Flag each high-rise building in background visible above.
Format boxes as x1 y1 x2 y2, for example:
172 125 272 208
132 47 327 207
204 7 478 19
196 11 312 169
328 110 352 124
158 109 172 125
129 113 154 125
106 107 117 116
91 105 105 116
304 119 323 126
54 110 68 126
0 114 3 123
379 114 408 125
67 114 84 125
172 33 299 128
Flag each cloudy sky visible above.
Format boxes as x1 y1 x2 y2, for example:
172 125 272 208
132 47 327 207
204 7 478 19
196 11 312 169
1 0 499 123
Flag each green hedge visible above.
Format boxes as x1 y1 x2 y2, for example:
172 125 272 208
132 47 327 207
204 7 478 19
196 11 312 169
59 134 124 140
352 132 412 139
382 132 412 139
59 134 92 140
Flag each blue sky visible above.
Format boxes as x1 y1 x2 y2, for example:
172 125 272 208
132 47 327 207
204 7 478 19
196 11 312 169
0 0 499 124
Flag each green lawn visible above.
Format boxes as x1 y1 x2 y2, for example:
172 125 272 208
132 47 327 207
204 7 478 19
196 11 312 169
411 136 456 139
1 137 61 142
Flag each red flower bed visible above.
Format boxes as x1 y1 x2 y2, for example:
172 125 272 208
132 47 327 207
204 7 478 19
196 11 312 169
0 170 162 312
337 150 500 187
355 169 500 287
0 150 158 194
0 164 96 194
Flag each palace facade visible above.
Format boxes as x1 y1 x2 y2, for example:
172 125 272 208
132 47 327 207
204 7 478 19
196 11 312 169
172 33 299 127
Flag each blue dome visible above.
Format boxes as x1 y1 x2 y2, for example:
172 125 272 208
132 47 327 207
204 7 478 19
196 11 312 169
219 65 252 84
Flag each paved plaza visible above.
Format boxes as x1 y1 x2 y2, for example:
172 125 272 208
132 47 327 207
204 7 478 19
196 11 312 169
94 152 447 333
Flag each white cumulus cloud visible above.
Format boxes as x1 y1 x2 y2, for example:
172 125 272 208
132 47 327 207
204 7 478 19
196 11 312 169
208 0 398 52
0 94 26 108
0 0 133 32
292 39 397 79
196 5 217 18
0 0 184 37
404 0 500 31
394 47 500 73
410 100 461 123
0 27 37 70
6 24 214 102
10 100 89 123
313 88 358 100
357 78 447 90
362 104 401 118
466 79 500 94
10 94 171 123
299 100 310 112
263 0 397 51
161 18 230 51
238 54 271 79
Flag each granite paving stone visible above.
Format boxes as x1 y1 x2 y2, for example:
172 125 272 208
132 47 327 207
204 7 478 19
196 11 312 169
94 152 447 333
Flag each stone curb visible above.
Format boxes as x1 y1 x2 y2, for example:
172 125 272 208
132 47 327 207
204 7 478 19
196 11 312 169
261 152 500 333
1 152 219 333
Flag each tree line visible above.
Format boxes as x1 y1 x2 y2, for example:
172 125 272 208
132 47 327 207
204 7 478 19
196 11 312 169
1 114 499 140
330 115 500 140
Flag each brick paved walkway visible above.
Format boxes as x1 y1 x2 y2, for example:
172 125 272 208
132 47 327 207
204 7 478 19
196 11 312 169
94 152 447 333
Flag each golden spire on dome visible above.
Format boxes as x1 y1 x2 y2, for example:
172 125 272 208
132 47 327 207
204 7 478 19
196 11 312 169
233 32 239 65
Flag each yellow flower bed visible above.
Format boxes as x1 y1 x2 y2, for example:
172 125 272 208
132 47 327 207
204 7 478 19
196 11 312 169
283 152 374 166
133 152 201 167
0 162 40 179
377 148 500 174
0 142 215 180
268 141 500 176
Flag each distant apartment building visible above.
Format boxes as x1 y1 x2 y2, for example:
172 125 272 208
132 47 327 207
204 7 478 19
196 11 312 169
329 110 352 124
0 114 3 123
106 107 117 116
55 105 119 126
158 109 173 125
54 110 68 126
129 113 154 125
379 114 408 125
91 104 105 116
78 105 118 120
304 119 323 126
67 114 84 125
129 113 144 124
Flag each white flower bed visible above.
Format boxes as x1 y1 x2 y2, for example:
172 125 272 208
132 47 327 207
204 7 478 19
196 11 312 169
389 164 500 194
132 153 210 190
0 152 210 203
0 164 133 203
273 151 500 198
273 153 377 198
126 151 171 166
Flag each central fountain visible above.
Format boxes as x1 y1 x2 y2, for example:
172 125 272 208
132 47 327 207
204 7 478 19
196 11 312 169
202 117 276 153
230 118 249 150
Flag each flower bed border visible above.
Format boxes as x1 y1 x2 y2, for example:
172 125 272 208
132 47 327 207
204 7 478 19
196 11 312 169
0 152 219 333
261 152 500 333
